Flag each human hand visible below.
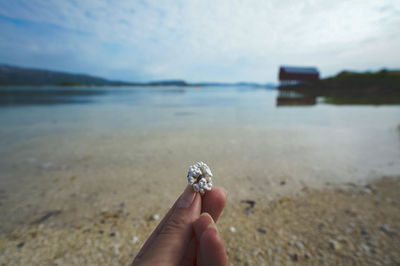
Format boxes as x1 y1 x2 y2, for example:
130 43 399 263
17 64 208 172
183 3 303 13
131 185 227 266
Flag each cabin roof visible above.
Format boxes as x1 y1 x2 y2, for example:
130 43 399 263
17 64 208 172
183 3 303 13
280 66 319 74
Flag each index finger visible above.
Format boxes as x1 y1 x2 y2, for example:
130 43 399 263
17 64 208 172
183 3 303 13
201 187 227 222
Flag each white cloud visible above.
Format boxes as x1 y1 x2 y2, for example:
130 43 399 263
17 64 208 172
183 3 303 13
0 0 399 82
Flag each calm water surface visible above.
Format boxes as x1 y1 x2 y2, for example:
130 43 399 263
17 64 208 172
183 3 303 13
0 86 400 205
1 85 400 232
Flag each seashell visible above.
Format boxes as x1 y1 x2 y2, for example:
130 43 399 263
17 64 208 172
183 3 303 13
187 161 213 195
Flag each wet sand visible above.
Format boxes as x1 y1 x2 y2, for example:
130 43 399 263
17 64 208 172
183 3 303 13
1 125 399 233
0 126 400 265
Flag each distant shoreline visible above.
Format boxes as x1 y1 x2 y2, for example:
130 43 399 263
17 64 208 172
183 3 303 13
0 64 273 87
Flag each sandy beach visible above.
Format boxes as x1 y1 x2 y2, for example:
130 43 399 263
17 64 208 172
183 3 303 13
0 174 399 265
0 87 400 265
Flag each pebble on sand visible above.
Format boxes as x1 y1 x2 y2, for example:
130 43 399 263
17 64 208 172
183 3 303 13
288 250 298 261
361 243 370 253
229 226 236 233
329 239 341 251
257 228 267 234
295 241 304 249
380 224 390 233
151 214 160 221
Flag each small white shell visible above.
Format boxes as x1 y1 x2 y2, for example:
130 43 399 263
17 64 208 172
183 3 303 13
187 161 213 195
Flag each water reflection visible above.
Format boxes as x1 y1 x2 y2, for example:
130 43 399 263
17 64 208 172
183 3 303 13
0 87 186 106
278 83 400 106
2 85 400 108
276 90 316 107
0 88 106 106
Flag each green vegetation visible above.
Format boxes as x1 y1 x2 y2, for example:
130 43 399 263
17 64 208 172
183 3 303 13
326 69 400 82
279 69 400 105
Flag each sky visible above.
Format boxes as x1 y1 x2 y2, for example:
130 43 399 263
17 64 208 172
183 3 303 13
0 0 399 83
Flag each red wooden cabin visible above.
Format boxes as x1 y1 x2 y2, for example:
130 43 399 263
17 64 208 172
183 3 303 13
279 66 319 82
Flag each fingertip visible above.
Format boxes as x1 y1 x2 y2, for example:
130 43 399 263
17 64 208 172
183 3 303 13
193 212 214 240
200 212 214 222
219 187 228 197
199 226 227 266
202 187 227 222
202 224 218 240
177 185 196 208
213 187 227 198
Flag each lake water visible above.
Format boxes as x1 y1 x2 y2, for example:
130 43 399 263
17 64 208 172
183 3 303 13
0 85 400 232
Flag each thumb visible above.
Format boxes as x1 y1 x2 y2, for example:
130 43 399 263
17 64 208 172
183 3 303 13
134 185 201 266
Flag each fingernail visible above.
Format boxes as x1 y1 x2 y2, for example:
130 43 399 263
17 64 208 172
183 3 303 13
207 222 218 231
177 185 195 208
200 212 213 219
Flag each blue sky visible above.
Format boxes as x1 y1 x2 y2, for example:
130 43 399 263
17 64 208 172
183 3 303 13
0 0 399 83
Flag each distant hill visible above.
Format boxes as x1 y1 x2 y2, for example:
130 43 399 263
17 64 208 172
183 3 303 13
0 64 127 86
0 64 270 87
0 64 195 86
148 80 187 86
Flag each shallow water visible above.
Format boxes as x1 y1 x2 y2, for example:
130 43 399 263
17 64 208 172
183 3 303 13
0 86 400 232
